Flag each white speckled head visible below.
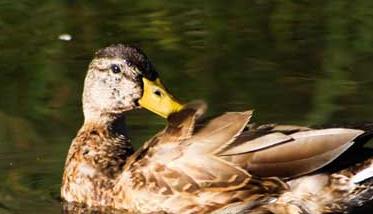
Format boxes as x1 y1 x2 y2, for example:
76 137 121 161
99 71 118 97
82 44 158 121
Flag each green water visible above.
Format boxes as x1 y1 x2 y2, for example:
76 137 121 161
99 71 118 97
1 0 373 213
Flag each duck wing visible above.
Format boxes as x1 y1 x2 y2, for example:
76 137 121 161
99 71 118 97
219 124 365 178
125 103 253 190
122 104 286 208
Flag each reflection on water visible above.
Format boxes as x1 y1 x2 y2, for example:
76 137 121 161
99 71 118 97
1 0 373 213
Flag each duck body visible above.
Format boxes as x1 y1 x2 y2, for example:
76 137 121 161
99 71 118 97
62 102 373 214
62 108 286 213
61 44 373 214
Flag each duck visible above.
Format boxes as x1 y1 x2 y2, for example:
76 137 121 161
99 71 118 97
61 44 373 214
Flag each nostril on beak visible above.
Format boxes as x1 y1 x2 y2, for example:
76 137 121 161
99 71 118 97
153 89 162 97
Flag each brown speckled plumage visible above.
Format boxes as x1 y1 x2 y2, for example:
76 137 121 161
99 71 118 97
61 116 133 207
62 44 373 214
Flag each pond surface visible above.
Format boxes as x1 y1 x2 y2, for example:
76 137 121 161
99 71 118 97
1 0 373 213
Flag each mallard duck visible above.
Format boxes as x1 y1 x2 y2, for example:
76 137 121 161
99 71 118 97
61 44 373 214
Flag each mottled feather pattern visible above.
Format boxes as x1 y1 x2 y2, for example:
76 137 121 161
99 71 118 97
62 103 373 213
61 119 133 207
112 107 289 213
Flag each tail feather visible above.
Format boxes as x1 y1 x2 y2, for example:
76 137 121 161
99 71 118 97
316 158 373 213
337 158 373 211
351 164 373 184
248 158 373 214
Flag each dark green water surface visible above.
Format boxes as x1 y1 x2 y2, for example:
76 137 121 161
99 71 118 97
1 0 373 213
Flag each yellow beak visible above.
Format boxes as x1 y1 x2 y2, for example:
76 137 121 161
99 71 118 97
138 77 184 118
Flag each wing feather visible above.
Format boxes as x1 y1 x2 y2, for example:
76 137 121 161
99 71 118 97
189 111 253 154
220 132 293 155
223 128 364 178
125 108 257 196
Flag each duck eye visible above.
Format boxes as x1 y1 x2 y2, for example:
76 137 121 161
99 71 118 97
111 64 121 74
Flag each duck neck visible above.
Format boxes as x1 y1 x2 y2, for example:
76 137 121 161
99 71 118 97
62 113 134 206
84 113 131 140
80 113 134 177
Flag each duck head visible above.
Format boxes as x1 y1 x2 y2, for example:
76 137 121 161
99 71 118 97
82 44 183 121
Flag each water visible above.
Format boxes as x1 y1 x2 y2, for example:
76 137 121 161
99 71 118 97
1 0 373 213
